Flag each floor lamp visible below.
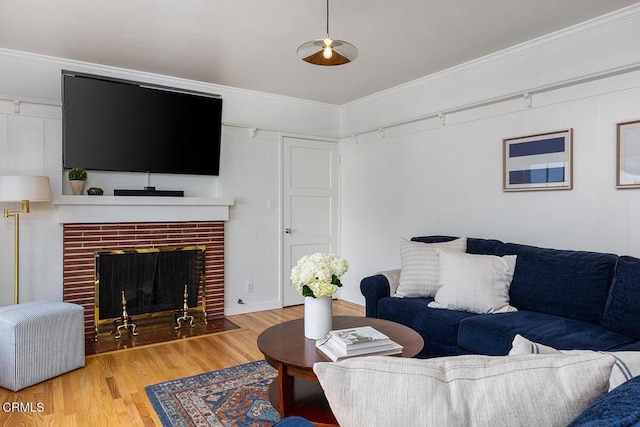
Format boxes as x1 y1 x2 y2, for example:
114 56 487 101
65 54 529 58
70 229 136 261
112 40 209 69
0 176 52 304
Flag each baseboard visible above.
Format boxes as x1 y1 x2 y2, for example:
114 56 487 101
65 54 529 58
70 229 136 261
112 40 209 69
224 300 282 316
337 291 365 307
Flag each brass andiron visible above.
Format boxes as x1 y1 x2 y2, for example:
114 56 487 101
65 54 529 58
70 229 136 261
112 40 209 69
115 290 138 339
175 284 195 329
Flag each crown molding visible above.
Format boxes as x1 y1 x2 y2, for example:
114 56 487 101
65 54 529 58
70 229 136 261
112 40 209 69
344 3 640 109
0 48 338 110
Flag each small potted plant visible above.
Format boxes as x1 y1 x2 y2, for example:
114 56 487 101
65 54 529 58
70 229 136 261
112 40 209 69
68 167 87 195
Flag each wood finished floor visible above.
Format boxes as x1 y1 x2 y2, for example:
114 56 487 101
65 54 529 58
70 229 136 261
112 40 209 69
0 300 364 427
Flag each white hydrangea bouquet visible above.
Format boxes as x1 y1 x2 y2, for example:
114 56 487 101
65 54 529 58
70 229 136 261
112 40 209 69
291 253 348 298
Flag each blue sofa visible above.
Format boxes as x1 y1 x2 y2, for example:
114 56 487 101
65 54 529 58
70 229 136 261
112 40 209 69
274 236 640 426
361 236 640 358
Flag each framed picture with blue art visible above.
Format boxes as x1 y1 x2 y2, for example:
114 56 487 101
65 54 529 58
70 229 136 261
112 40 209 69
503 129 573 191
616 119 640 188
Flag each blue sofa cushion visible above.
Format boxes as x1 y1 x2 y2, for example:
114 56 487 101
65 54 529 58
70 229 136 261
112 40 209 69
412 235 503 255
377 296 475 357
568 375 640 427
602 256 640 340
495 243 616 324
457 311 636 355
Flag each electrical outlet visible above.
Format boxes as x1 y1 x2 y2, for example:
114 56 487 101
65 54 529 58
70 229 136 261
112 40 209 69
245 281 254 293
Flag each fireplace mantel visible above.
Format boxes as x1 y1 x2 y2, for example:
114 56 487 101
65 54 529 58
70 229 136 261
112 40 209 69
54 195 234 223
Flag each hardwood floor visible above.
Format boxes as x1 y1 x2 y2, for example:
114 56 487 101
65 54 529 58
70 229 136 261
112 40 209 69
0 300 364 427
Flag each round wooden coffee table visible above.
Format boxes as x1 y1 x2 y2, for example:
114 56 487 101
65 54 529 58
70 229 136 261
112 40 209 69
257 316 423 426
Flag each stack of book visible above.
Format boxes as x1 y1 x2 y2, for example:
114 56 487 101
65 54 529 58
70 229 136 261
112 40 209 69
315 326 404 362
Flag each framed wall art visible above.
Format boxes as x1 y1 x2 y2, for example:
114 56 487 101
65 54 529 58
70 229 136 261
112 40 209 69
503 129 573 192
616 119 640 188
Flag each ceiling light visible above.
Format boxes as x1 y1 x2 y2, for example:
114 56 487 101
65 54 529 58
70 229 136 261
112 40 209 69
297 0 358 66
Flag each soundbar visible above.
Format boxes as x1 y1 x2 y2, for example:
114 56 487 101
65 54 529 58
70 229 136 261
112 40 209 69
114 187 184 197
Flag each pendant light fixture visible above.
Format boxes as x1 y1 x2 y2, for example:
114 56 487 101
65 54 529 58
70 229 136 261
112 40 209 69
297 0 358 66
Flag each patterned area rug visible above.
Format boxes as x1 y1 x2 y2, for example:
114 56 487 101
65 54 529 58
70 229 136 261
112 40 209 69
145 360 280 427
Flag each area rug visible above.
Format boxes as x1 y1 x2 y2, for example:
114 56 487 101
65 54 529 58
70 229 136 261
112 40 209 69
145 360 280 427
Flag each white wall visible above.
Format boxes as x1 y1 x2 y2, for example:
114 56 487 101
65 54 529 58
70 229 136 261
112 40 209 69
0 49 339 310
222 126 282 314
338 68 640 305
337 4 640 305
0 100 63 304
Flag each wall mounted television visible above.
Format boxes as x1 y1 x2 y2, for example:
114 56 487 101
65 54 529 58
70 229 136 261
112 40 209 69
62 71 223 176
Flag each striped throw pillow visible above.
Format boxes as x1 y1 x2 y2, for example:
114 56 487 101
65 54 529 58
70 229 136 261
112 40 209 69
314 353 614 427
395 236 467 298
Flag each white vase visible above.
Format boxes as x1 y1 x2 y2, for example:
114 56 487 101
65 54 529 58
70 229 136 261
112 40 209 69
304 296 333 339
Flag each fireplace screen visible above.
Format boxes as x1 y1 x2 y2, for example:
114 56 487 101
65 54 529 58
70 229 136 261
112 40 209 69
95 246 206 329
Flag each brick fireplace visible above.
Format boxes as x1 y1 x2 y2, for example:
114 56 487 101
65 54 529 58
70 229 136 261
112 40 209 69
62 221 224 340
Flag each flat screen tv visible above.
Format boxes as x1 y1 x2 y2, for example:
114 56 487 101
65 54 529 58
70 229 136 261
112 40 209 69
62 72 222 176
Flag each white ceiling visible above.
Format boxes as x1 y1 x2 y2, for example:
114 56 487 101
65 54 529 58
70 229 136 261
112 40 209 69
1 0 638 105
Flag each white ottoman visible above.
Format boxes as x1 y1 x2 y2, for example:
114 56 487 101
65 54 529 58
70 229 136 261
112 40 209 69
0 301 85 391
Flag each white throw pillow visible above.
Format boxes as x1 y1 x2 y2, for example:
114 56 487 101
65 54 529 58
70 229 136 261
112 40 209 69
395 237 467 298
509 334 640 391
313 353 614 427
428 250 517 314
509 334 559 355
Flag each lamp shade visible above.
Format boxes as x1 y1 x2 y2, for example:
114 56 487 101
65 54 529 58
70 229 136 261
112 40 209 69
0 176 52 202
297 39 358 66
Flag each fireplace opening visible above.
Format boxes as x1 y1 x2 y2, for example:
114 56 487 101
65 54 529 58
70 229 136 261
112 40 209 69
95 245 206 335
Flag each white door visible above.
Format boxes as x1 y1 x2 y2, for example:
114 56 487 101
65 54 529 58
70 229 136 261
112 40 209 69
283 136 339 306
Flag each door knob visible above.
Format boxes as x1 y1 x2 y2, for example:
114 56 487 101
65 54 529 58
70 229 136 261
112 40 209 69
284 228 292 234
